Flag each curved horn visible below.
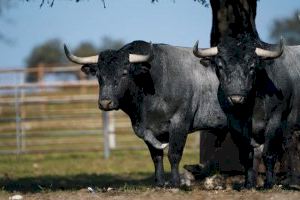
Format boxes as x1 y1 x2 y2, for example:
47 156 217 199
129 42 154 63
193 40 218 58
144 130 169 150
255 37 284 59
64 44 99 64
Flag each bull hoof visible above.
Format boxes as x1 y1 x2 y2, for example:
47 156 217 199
168 179 181 188
155 180 166 187
244 181 255 189
244 176 256 189
263 182 274 189
244 183 255 189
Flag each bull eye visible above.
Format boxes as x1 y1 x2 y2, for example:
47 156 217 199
122 69 128 76
114 79 118 88
215 57 224 70
249 67 255 76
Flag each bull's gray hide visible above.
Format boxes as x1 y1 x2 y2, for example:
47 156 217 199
64 40 228 187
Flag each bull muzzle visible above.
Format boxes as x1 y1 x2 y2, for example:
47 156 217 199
228 95 246 105
99 100 113 111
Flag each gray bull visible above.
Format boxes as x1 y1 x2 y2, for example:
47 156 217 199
64 41 228 187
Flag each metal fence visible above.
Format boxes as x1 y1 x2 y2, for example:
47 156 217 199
0 64 200 158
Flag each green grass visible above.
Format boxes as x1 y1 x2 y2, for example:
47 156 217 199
0 147 199 193
0 88 200 193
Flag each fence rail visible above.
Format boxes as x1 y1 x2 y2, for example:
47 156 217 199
0 65 200 158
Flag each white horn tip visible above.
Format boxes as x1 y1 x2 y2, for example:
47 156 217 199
193 40 199 56
194 40 199 48
280 36 285 45
64 44 70 55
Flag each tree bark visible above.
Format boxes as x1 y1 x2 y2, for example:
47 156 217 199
210 0 259 46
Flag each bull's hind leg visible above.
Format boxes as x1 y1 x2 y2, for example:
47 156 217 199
145 142 165 187
282 131 300 189
282 113 300 189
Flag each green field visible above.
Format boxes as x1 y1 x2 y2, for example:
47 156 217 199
0 147 199 193
0 83 201 196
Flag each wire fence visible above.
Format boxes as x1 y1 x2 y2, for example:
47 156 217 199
0 64 200 158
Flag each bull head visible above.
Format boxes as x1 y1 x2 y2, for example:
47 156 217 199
193 38 284 60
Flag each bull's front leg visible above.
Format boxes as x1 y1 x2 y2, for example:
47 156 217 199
262 113 283 189
145 141 165 187
228 117 255 189
167 128 188 187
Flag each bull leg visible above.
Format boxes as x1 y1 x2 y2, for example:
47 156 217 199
167 128 188 187
228 117 255 188
212 129 228 148
262 113 283 189
145 141 165 187
284 131 300 189
282 114 300 189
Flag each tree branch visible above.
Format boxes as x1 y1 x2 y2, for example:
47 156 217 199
31 0 209 8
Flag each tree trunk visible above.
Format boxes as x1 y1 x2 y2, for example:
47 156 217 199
210 0 259 46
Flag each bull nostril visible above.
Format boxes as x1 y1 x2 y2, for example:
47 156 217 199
228 95 246 104
99 100 113 109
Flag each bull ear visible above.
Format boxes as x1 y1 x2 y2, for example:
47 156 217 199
81 64 97 76
130 63 151 77
200 58 213 67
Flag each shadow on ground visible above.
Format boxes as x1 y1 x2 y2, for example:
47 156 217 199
0 172 156 193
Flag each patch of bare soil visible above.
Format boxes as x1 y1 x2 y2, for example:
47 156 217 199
5 188 300 200
2 165 300 200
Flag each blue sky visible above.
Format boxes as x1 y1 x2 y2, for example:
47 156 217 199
0 0 299 68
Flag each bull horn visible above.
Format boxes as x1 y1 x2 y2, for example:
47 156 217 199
129 42 154 63
255 37 284 59
193 40 218 58
64 44 99 64
144 130 169 150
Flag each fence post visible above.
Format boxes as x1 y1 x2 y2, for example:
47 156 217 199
14 78 21 155
37 63 45 90
102 111 110 159
20 82 26 152
108 112 116 149
102 111 116 159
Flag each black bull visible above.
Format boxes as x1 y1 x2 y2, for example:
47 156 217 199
194 35 300 188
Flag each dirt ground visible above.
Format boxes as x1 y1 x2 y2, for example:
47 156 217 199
2 188 300 200
2 173 300 200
